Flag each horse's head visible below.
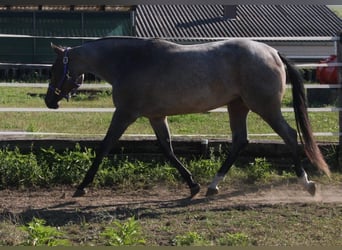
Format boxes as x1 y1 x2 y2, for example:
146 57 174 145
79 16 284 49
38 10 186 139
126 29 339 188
45 43 84 109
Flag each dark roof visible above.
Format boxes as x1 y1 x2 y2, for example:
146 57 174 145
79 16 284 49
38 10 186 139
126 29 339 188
135 5 342 39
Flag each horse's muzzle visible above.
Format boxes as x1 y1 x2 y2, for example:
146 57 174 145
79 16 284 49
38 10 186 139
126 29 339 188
45 98 59 109
45 90 60 109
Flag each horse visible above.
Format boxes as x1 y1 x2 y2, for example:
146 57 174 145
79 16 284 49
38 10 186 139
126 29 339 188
45 37 330 198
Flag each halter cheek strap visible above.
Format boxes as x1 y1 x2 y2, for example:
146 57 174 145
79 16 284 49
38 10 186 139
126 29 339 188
49 48 82 100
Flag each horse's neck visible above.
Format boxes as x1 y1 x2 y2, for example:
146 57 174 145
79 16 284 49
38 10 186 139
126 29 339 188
72 39 136 83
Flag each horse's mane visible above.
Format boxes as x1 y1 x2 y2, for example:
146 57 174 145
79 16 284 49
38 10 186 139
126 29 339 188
84 36 170 46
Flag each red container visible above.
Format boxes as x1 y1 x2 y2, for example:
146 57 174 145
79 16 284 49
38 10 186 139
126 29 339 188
316 55 338 84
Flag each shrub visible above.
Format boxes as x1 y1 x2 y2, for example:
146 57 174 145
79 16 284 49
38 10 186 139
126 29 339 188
0 147 43 188
246 157 274 183
218 232 251 246
37 144 94 185
20 218 70 246
173 231 211 246
100 217 146 246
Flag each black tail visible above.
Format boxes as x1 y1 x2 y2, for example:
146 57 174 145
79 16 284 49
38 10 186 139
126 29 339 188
278 52 330 176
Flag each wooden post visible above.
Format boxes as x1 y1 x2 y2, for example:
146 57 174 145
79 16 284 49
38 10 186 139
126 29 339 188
338 31 342 167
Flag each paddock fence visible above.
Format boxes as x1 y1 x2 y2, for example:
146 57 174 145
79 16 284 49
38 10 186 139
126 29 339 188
0 34 342 165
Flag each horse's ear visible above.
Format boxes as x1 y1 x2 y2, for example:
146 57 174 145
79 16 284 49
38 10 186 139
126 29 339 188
51 42 63 55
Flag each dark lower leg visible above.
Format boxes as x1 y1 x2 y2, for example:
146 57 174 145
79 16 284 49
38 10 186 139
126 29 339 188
208 99 249 194
263 113 316 196
150 117 199 196
217 140 249 176
74 111 136 196
292 152 316 196
170 153 196 186
207 140 248 193
73 142 110 197
75 147 107 192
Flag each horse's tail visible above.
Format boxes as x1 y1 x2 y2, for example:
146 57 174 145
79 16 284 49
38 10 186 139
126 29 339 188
278 52 330 177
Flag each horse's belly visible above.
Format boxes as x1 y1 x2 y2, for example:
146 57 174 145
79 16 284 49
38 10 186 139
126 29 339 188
140 92 233 117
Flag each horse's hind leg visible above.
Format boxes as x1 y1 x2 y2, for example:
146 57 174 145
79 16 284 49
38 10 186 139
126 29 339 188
149 117 200 198
207 98 249 196
257 110 316 195
73 110 137 197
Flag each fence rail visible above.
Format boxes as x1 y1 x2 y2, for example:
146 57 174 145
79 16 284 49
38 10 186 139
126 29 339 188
1 82 342 89
0 107 341 113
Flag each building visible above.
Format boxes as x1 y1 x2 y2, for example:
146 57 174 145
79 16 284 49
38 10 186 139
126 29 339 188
0 5 341 69
134 5 342 61
0 5 134 64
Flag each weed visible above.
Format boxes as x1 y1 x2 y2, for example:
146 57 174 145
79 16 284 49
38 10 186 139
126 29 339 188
38 144 94 185
217 232 251 246
26 123 37 132
188 157 220 183
173 231 211 246
20 218 71 246
0 221 27 246
246 157 274 183
0 147 43 188
100 217 146 246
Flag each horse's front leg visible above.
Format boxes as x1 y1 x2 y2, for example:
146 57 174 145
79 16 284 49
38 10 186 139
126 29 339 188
149 117 200 198
73 110 137 197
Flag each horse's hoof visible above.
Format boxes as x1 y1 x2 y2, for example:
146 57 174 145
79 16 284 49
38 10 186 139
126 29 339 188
190 183 201 198
306 181 316 196
206 187 219 196
73 188 86 197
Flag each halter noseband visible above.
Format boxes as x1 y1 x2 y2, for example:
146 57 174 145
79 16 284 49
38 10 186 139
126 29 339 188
49 48 82 100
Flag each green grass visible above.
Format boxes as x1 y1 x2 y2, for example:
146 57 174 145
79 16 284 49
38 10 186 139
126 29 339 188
329 5 342 18
0 86 113 108
100 217 146 246
0 109 338 141
0 82 341 246
1 198 342 246
20 217 71 246
0 86 339 141
0 143 340 192
0 145 341 246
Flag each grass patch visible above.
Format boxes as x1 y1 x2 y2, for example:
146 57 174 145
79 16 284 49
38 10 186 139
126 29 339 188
1 196 342 247
100 217 146 246
0 85 339 141
329 5 342 18
0 145 341 246
1 203 341 246
0 86 113 108
0 144 305 190
0 111 337 141
20 218 71 246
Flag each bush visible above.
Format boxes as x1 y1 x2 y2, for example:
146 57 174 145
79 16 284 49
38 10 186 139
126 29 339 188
0 147 43 188
218 232 251 246
173 231 210 246
0 146 294 190
38 145 94 185
246 157 274 183
20 218 70 246
100 217 146 246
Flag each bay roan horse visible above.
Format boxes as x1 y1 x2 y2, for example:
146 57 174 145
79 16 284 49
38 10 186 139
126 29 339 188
45 37 330 198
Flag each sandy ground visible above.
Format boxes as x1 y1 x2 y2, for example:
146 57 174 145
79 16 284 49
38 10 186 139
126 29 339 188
1 182 341 223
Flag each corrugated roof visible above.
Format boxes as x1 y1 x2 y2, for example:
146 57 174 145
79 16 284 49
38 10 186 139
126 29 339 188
135 5 342 39
0 5 133 12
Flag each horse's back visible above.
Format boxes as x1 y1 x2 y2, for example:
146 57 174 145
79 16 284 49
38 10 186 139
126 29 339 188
103 38 286 117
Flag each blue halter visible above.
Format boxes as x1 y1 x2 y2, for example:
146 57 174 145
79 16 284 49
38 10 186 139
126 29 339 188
48 48 81 100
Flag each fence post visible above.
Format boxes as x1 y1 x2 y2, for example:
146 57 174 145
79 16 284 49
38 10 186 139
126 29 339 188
338 31 342 168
